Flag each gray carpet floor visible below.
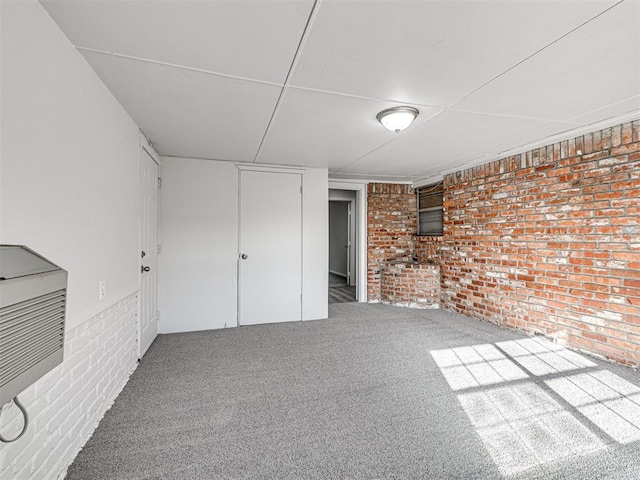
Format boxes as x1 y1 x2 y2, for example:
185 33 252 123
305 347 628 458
65 304 640 480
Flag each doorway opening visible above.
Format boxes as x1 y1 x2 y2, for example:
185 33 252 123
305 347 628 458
329 199 356 303
328 184 366 304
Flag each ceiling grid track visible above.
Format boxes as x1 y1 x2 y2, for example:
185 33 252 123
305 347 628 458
74 46 283 88
41 0 638 183
251 0 321 163
331 108 447 175
446 0 626 110
335 0 628 181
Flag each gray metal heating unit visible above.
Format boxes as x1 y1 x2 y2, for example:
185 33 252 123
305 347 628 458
0 245 67 406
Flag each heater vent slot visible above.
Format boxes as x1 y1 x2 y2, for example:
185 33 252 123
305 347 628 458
0 245 67 406
0 290 65 386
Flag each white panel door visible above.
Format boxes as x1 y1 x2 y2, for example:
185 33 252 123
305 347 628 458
239 170 302 325
139 148 158 356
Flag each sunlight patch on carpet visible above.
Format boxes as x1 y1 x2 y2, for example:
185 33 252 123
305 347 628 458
458 383 604 476
496 338 597 376
430 337 628 476
431 344 528 391
546 371 640 444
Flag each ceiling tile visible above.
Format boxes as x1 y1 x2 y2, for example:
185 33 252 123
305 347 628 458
291 0 616 106
567 96 640 126
41 0 314 84
453 1 640 121
256 87 441 168
80 50 282 161
38 0 638 179
338 111 567 176
411 102 640 183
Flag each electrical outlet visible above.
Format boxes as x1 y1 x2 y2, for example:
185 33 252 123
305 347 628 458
99 281 106 301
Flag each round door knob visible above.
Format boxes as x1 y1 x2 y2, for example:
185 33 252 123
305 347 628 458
241 253 248 260
141 266 150 273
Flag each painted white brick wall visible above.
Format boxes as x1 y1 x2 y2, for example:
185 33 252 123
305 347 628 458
0 293 139 480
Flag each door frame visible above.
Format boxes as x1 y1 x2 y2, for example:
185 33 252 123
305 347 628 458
346 200 353 285
138 133 160 358
328 181 367 302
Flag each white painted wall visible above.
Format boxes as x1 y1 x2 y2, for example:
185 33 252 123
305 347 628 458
1 1 140 330
158 159 239 333
158 158 328 333
301 166 329 319
328 189 357 203
0 2 141 477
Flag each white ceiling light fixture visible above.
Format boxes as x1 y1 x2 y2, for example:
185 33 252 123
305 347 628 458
376 106 419 133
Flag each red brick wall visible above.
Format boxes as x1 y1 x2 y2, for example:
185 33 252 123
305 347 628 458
366 120 640 367
380 262 440 308
414 236 443 263
441 120 640 366
367 183 416 301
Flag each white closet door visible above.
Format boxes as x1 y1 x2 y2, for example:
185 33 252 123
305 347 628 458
239 169 302 325
139 148 158 356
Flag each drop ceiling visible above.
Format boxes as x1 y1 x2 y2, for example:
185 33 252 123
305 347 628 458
40 0 640 184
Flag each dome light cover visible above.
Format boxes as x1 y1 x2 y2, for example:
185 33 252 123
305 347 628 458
376 106 419 133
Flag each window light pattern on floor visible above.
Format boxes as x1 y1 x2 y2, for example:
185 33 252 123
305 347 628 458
546 370 640 444
430 343 528 391
458 383 604 476
496 338 597 376
430 337 640 476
